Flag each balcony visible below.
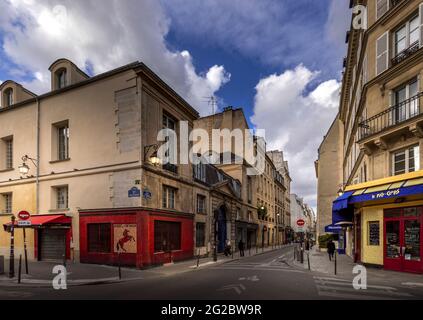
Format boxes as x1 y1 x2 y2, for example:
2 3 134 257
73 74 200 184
391 41 419 67
358 93 423 152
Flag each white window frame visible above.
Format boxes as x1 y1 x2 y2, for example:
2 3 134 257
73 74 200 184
2 193 12 214
5 138 12 170
197 194 206 214
394 15 419 57
376 31 389 76
392 145 420 176
57 124 69 161
163 185 176 209
56 186 69 210
376 0 389 21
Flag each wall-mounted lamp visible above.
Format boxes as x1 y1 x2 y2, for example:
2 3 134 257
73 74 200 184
337 188 344 197
144 144 161 166
18 155 38 176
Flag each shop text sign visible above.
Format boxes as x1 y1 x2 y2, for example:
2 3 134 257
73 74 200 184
371 189 400 200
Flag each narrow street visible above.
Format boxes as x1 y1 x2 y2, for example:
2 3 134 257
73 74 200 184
0 246 422 300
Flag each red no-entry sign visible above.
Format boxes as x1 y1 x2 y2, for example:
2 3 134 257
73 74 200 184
297 219 305 227
18 211 31 221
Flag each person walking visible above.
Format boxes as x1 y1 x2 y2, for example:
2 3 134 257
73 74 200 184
238 239 245 257
224 240 232 257
327 239 336 261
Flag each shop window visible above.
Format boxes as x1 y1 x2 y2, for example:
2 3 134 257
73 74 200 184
197 194 206 214
154 221 181 252
368 221 380 246
392 145 420 176
196 223 205 247
88 224 111 253
162 185 177 209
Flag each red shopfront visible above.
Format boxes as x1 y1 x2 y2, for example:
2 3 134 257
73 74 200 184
79 208 194 268
384 206 423 274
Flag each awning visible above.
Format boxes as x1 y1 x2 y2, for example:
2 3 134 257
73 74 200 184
4 214 71 228
332 191 354 211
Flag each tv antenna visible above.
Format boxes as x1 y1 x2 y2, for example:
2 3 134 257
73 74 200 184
203 95 217 115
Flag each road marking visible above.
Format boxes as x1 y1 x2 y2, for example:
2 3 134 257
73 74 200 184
239 275 259 282
217 284 246 295
402 282 423 288
314 277 412 300
214 266 304 273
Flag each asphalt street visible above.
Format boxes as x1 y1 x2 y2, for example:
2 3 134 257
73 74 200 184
0 246 422 300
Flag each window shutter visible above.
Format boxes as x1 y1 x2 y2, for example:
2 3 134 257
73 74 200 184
376 0 389 20
376 32 389 76
419 3 423 47
362 54 368 86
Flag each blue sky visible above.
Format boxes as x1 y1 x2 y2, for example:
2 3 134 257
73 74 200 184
0 0 350 208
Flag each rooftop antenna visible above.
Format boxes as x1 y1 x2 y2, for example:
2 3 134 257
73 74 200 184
203 95 217 115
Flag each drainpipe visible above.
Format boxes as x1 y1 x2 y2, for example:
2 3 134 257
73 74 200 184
36 97 40 214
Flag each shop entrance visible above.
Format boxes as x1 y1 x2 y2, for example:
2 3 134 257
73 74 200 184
384 207 422 273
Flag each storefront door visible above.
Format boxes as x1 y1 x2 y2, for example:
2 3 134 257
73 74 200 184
384 207 422 273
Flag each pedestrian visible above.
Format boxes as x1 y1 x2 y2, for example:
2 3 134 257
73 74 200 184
305 239 310 251
327 239 336 261
238 239 245 257
224 240 232 257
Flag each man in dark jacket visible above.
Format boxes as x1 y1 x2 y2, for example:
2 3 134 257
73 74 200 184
238 240 245 257
327 239 336 261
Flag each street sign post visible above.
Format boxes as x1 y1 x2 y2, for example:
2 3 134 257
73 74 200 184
17 210 31 274
297 219 305 227
17 221 32 227
18 211 30 220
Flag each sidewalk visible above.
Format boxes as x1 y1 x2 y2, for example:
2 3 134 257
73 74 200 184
292 246 355 277
0 244 287 288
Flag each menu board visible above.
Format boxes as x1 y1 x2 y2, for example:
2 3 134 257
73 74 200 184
368 221 380 246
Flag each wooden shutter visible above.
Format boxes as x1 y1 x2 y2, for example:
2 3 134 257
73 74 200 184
376 32 389 76
419 3 423 47
362 54 368 86
376 0 389 20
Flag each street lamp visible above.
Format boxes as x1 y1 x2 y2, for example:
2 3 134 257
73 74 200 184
337 188 344 197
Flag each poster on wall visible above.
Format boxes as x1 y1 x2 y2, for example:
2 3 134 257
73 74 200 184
114 224 137 253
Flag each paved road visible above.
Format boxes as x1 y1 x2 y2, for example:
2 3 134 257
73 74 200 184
0 246 422 300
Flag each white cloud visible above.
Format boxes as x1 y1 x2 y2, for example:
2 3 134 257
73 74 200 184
251 65 341 208
0 0 230 116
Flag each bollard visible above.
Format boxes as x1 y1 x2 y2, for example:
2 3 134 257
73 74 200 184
293 247 296 260
249 247 251 257
300 247 304 264
307 252 311 271
197 250 200 268
18 255 22 284
63 253 66 268
118 252 122 280
334 251 337 275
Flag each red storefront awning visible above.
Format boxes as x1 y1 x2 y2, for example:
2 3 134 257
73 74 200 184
3 214 71 228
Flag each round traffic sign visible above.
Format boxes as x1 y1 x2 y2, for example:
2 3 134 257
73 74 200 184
297 219 305 227
18 211 31 220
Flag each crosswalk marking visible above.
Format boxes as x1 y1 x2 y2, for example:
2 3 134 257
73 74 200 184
213 261 304 273
313 276 412 300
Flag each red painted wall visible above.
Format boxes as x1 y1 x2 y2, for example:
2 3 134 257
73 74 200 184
79 209 194 268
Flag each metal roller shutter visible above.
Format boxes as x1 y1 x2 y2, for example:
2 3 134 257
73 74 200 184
40 229 66 261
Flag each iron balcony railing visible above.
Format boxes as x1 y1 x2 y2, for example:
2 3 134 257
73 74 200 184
358 92 423 140
391 41 419 67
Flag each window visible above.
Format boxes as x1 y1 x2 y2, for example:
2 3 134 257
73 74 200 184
162 112 177 173
247 176 252 204
56 69 67 89
197 195 206 214
162 185 177 209
392 79 419 124
394 16 419 56
2 193 12 214
57 124 69 160
56 186 69 209
3 88 13 107
195 223 205 247
154 220 181 252
236 208 241 220
3 137 13 170
87 224 111 253
392 145 420 176
194 163 206 182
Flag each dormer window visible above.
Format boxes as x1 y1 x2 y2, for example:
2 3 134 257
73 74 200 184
4 88 13 108
56 69 67 89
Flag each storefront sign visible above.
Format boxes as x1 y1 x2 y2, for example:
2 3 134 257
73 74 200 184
114 224 137 253
128 187 141 198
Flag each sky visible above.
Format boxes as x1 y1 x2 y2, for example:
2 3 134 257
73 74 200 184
0 0 351 210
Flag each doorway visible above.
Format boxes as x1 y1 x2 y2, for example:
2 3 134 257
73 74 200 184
384 207 422 273
217 206 227 253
